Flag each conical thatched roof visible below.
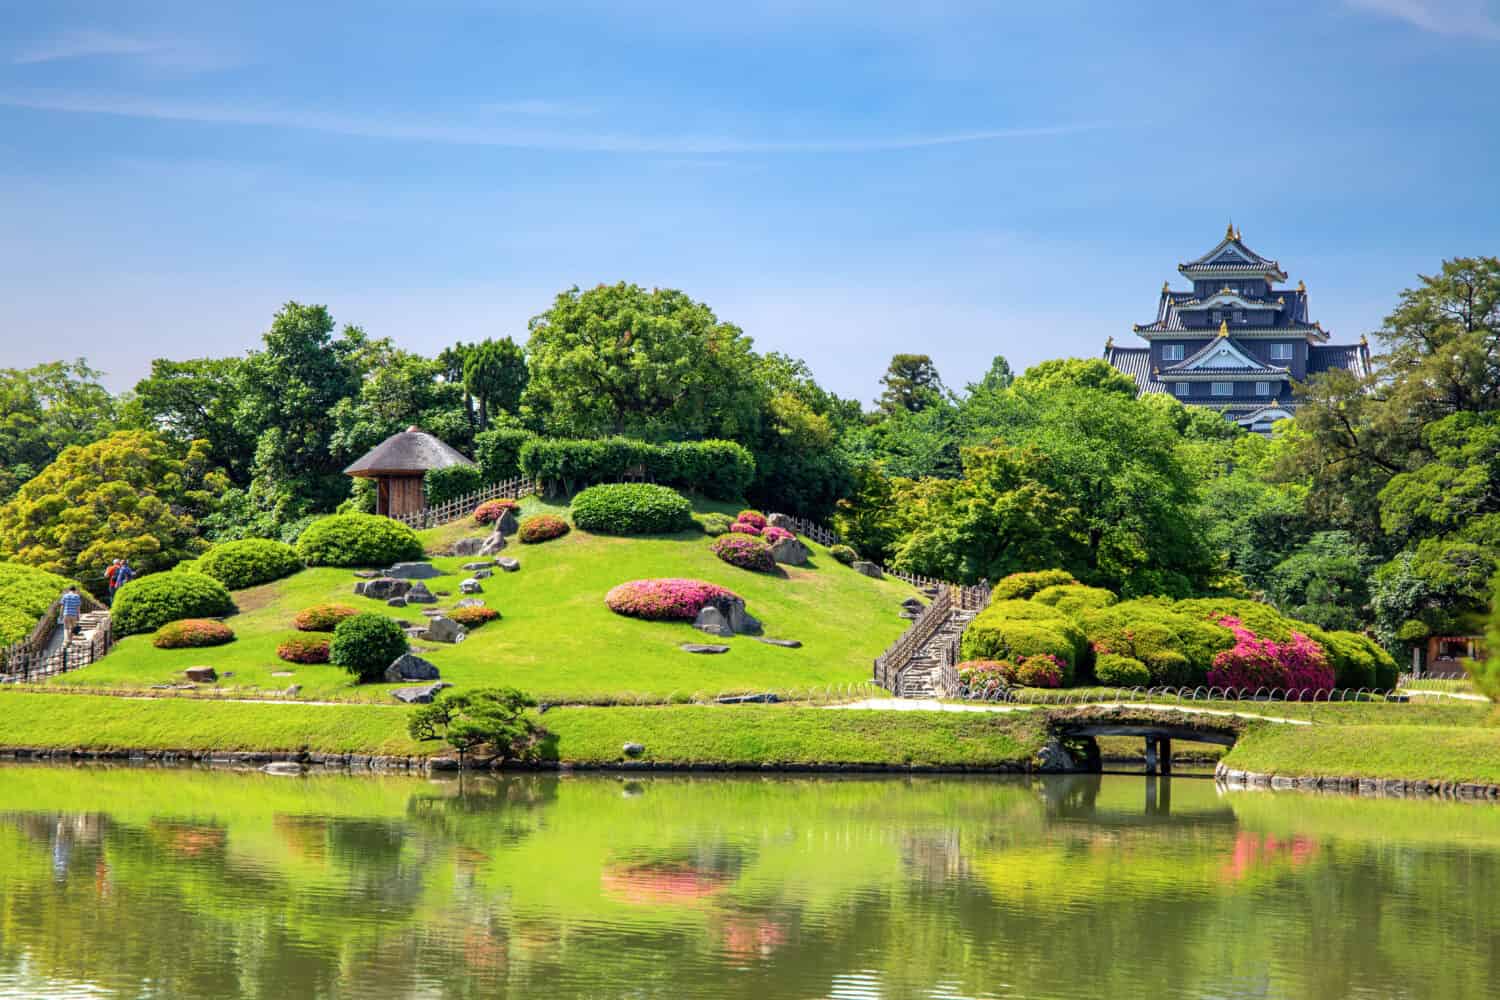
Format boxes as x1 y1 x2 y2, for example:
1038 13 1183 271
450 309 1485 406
344 426 475 477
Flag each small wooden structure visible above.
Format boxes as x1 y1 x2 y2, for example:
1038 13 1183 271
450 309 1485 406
1417 635 1485 679
344 426 475 519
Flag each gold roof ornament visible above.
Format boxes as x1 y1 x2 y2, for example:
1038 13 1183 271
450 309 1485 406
1298 280 1306 292
1105 335 1114 349
1162 281 1170 293
1277 296 1285 305
1218 320 1230 338
1225 221 1236 239
1360 334 1369 346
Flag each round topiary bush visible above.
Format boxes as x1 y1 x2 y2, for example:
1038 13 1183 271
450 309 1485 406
474 498 521 525
293 603 360 632
570 483 694 536
960 601 1083 685
197 538 304 590
829 544 857 565
736 510 767 530
1094 652 1151 687
329 613 409 683
519 514 570 544
448 606 501 629
697 512 734 536
277 635 331 664
113 573 235 636
152 618 235 649
728 521 762 536
296 513 424 568
991 569 1079 602
605 578 740 621
1031 584 1117 616
712 534 776 573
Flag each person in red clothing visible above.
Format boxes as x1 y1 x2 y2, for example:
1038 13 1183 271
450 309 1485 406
104 559 122 606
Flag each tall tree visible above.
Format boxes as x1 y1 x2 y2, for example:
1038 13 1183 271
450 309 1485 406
129 357 255 484
967 354 1014 394
0 360 117 501
463 337 528 429
876 354 946 415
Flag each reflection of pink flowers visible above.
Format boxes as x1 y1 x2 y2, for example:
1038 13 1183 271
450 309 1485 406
1207 617 1333 692
722 917 788 958
1219 831 1321 882
601 864 729 905
605 578 740 621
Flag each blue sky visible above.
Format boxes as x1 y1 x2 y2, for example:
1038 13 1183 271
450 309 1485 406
1 0 1497 403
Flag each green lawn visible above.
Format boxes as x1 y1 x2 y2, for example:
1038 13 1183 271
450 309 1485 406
1224 721 1500 785
51 504 917 703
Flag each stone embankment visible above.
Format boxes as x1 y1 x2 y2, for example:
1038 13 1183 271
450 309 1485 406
1215 762 1500 801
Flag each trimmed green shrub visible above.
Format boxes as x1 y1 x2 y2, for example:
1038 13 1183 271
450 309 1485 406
197 539 303 590
0 562 83 644
1079 601 1234 686
113 573 235 637
293 604 359 633
712 534 777 573
571 483 694 536
979 601 1088 664
172 559 203 575
520 437 755 500
329 613 409 683
519 514 570 544
697 513 734 536
425 464 486 506
296 514 423 568
1306 627 1399 689
829 545 857 565
1094 653 1151 687
991 569 1078 602
277 635 330 664
152 619 235 649
961 619 1077 684
449 606 501 629
474 428 537 481
1032 584 1117 617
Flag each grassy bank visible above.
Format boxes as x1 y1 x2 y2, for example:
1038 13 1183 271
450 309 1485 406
1224 722 1500 785
0 692 1046 768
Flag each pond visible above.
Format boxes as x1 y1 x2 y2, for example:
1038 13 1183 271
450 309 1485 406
0 765 1496 999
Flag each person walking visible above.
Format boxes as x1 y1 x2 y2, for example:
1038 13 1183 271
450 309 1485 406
60 585 83 638
104 559 122 606
111 559 135 605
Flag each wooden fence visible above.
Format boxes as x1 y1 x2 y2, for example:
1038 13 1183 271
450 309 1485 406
874 586 954 694
390 476 534 530
1 597 112 684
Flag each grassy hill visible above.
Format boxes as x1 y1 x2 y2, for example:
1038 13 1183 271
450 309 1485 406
52 498 917 703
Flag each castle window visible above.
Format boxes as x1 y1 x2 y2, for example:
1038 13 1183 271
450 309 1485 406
1270 343 1294 360
1232 309 1244 323
1211 382 1233 397
1173 382 1188 397
1211 310 1222 323
1256 381 1271 396
1162 344 1184 361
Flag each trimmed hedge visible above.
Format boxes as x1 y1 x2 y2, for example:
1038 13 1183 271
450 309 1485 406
520 437 755 500
293 604 359 633
697 513 734 536
329 613 409 683
605 578 739 621
424 464 486 507
1094 652 1151 687
711 535 776 573
1032 584 1117 617
829 545 857 565
570 483 694 536
296 514 424 568
197 539 303 590
961 600 1084 683
519 514 570 544
113 573 235 637
1080 601 1231 687
277 635 331 664
0 562 81 645
474 428 536 481
152 619 235 650
991 569 1079 602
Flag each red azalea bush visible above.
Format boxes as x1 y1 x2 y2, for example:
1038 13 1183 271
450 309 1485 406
519 514 570 543
152 619 235 649
761 525 794 543
729 521 762 536
735 510 768 530
605 578 740 621
293 604 359 632
474 498 521 525
448 606 500 628
1206 616 1334 692
277 635 330 663
711 535 776 572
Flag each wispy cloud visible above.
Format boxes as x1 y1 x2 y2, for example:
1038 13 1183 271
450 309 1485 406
0 90 1115 154
1346 0 1500 40
12 32 238 72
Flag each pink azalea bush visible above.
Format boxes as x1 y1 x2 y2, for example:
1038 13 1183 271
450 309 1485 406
712 534 776 572
736 510 767 530
957 655 1065 692
474 498 521 525
605 578 740 621
761 525 794 543
729 521 762 536
1206 616 1334 692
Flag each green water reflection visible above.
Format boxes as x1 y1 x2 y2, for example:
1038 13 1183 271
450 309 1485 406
0 766 1496 999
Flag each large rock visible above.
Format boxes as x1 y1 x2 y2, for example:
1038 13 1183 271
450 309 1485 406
454 597 486 609
852 560 884 580
391 681 452 704
384 562 443 580
355 577 410 600
184 666 217 683
472 568 492 579
460 578 484 594
450 536 487 556
423 617 468 644
1035 739 1077 773
405 581 437 604
766 513 796 531
387 596 408 607
384 652 441 683
478 528 508 556
769 536 810 566
497 557 520 572
622 741 645 757
693 606 734 638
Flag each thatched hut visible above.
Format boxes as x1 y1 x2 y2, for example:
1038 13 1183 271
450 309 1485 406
344 426 475 518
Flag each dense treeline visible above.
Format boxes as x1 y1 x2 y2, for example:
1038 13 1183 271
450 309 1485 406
1 259 1496 661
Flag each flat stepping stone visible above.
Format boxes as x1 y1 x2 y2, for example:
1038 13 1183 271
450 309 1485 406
681 643 730 654
383 562 443 580
753 637 802 648
715 692 780 704
271 671 294 678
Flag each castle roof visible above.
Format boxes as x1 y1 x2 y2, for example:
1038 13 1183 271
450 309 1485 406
1161 336 1290 378
1178 225 1288 281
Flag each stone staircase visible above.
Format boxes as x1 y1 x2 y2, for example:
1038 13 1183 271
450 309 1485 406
896 605 980 698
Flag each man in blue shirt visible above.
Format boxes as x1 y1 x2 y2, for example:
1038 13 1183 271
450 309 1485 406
60 585 83 637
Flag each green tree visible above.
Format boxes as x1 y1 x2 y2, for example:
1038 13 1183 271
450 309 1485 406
329 343 471 464
522 283 760 440
1267 531 1376 631
876 354 946 415
0 431 226 588
967 355 1014 394
1012 357 1139 398
0 360 117 502
407 687 541 766
463 337 528 429
1471 570 1500 700
129 357 255 484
